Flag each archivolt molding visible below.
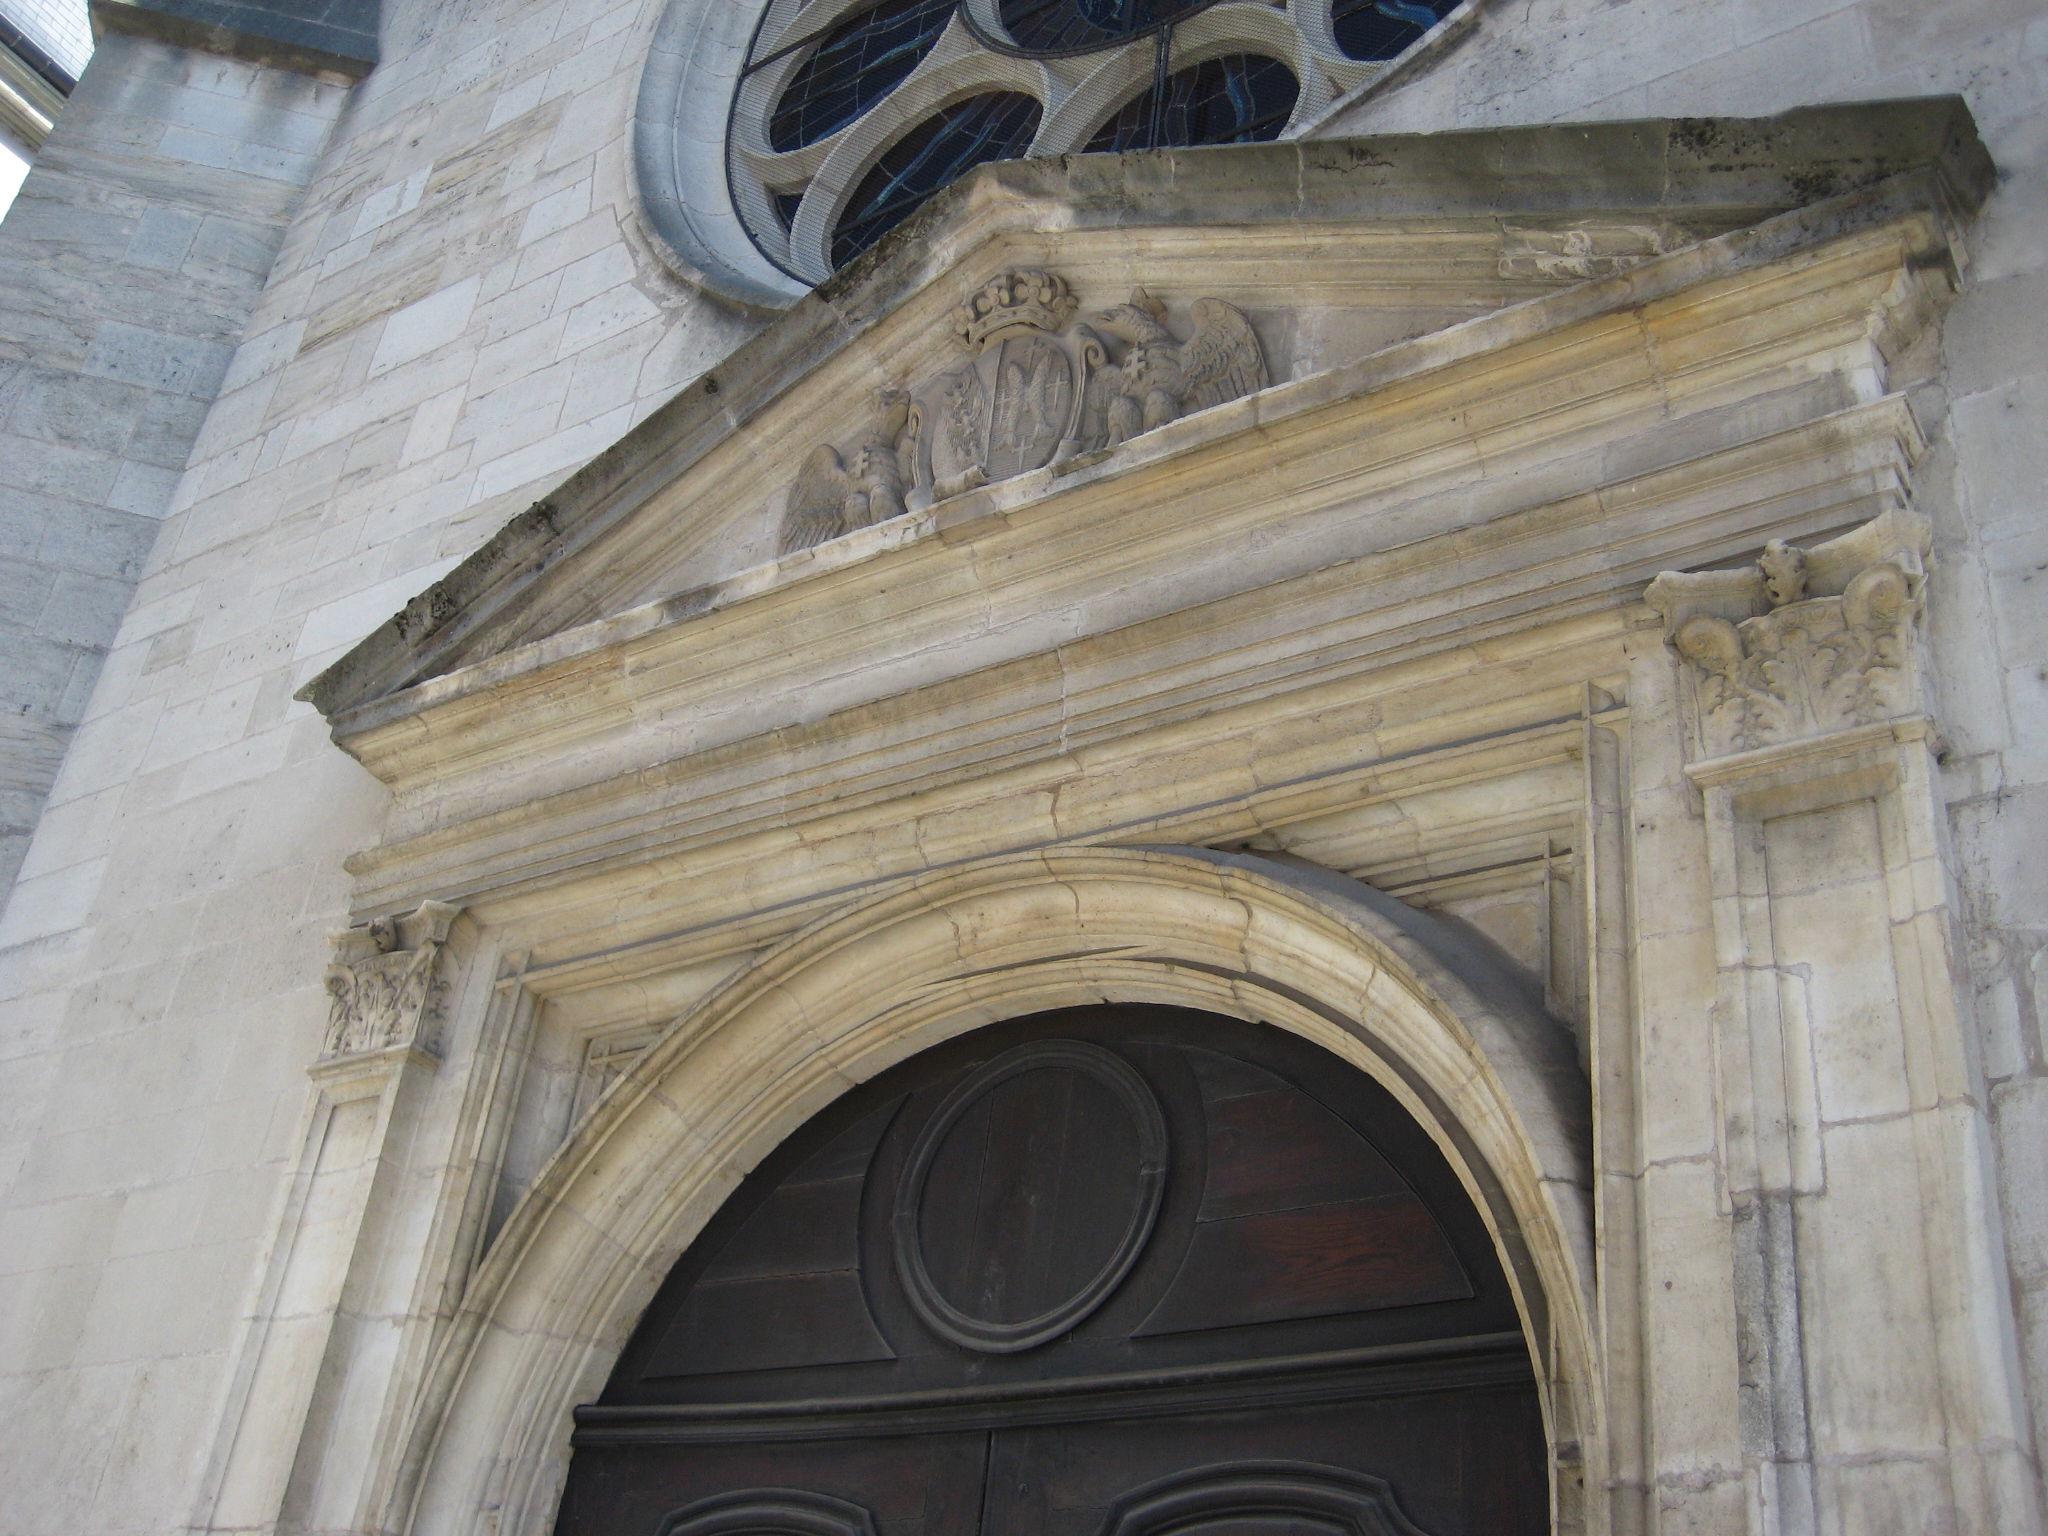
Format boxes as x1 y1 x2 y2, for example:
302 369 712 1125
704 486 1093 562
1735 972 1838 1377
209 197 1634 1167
397 845 1594 1536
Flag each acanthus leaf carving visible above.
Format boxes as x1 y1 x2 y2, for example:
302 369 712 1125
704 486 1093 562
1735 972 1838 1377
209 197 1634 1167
780 270 1267 555
1645 509 1931 760
320 900 461 1064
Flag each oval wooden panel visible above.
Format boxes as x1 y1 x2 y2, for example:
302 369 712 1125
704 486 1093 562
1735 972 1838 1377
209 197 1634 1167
894 1040 1168 1352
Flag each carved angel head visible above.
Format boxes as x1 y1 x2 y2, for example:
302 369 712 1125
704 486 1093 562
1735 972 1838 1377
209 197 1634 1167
1760 539 1809 607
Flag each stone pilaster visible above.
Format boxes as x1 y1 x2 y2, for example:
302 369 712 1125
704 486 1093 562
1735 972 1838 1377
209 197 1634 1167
1647 513 2039 1533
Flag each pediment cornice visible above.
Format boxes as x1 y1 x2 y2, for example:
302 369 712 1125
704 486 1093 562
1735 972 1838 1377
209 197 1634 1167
299 99 1988 748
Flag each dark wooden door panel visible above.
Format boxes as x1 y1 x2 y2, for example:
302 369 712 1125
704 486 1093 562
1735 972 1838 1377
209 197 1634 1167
559 1006 1557 1536
980 1385 1547 1536
897 1041 1168 1353
553 1432 987 1536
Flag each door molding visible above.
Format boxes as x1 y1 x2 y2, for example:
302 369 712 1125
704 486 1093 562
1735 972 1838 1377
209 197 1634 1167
1102 1461 1436 1536
653 1489 877 1536
572 1332 1531 1445
390 845 1592 1536
891 1038 1170 1354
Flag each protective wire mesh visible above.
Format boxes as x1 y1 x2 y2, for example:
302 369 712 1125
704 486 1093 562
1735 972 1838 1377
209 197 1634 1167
993 0 1211 54
1083 52 1298 151
768 0 959 151
831 91 1044 266
1329 0 1450 60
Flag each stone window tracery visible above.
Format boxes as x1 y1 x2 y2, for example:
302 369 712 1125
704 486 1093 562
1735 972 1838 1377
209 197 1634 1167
637 0 1462 302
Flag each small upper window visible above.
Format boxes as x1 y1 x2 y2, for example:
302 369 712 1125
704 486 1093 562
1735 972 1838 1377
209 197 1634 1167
1330 0 1445 59
714 0 1461 288
832 91 1045 265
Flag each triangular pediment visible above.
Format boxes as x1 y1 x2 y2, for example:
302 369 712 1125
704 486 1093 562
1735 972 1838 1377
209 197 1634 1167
300 99 1988 757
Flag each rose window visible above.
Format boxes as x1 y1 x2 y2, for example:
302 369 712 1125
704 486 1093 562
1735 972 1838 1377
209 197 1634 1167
636 0 1461 302
733 0 1458 283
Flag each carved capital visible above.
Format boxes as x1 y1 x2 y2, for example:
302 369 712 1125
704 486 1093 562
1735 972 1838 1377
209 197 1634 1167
320 900 461 1064
1645 510 1931 761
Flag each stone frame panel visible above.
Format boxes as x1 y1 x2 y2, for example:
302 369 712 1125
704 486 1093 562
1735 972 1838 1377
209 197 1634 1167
241 103 2023 1536
390 846 1597 1536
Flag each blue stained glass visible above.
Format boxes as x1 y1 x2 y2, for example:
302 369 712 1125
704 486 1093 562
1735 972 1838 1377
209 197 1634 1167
832 92 1043 266
994 0 1212 54
1083 53 1298 152
1329 0 1451 61
769 0 958 152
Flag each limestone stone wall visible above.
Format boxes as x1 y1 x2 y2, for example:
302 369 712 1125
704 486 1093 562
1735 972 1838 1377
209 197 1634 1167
0 0 746 1526
0 29 349 894
1328 0 2048 1504
0 1 2040 1534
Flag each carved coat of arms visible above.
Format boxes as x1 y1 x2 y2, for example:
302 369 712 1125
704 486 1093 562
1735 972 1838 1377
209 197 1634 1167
781 270 1267 555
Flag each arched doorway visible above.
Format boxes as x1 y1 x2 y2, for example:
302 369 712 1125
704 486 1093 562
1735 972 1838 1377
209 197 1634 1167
555 1004 1547 1535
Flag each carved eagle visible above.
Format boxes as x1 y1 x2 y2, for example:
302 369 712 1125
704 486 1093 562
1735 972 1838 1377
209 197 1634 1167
780 391 910 555
1087 289 1267 450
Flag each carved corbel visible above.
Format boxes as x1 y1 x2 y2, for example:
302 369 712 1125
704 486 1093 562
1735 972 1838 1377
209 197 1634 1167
320 900 462 1064
1644 509 1931 762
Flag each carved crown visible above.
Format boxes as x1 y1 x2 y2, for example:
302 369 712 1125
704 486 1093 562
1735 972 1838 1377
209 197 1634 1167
955 269 1076 350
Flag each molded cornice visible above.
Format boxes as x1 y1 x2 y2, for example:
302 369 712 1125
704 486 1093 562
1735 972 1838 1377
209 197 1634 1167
299 99 1990 731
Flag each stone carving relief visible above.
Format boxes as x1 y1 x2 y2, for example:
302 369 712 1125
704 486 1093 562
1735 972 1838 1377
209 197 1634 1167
1496 221 1689 281
1645 510 1931 760
321 900 461 1062
780 270 1267 555
572 1023 664 1125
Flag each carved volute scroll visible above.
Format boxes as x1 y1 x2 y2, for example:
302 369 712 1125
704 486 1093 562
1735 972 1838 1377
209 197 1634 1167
320 900 460 1063
779 270 1268 555
1644 509 1932 760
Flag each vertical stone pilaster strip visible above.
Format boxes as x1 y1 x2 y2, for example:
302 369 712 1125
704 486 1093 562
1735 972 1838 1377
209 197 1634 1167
188 901 461 1535
1648 512 2040 1533
1583 686 1649 1536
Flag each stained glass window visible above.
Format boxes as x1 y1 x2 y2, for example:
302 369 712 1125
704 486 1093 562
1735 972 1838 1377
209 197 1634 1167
768 0 958 151
1083 53 1299 153
832 92 1045 267
723 0 1464 284
992 0 1213 55
1329 0 1452 61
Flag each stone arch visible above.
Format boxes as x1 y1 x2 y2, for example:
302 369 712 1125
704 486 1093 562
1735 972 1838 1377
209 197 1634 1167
396 846 1595 1535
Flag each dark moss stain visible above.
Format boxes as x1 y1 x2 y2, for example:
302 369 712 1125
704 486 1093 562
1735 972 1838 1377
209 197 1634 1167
1671 118 1725 156
661 585 718 624
1785 167 1847 205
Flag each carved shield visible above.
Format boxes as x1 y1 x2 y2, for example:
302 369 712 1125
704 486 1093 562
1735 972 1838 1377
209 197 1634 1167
984 332 1074 482
930 333 1076 497
929 361 989 499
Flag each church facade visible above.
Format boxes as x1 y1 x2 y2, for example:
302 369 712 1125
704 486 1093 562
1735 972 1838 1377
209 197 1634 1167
0 1 2044 1534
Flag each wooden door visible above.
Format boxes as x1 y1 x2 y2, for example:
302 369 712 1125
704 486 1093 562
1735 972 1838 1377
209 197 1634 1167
557 1006 1547 1536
